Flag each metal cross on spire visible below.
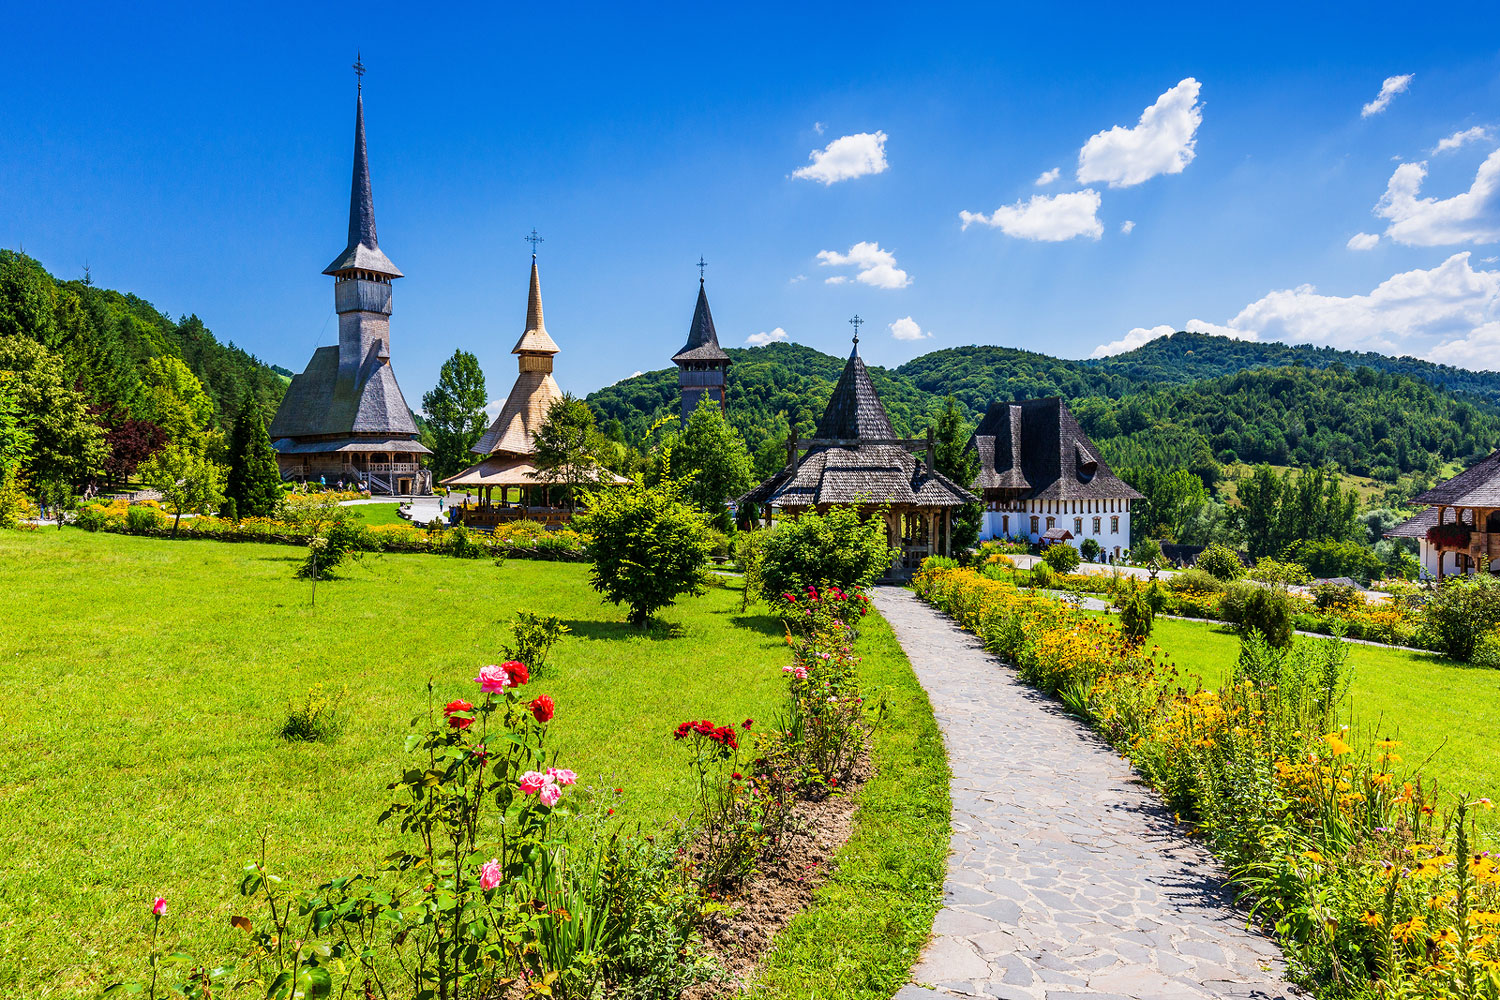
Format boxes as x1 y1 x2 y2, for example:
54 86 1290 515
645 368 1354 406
526 228 544 257
353 51 365 92
849 314 864 344
697 256 708 281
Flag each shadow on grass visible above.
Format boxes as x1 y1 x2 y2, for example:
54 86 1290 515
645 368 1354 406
560 618 685 642
727 612 786 640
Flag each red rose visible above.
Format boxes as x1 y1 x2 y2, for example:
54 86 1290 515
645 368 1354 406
444 699 474 729
502 660 529 686
529 695 555 723
743 718 754 730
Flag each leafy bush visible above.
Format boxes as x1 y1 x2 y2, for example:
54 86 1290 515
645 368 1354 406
1423 574 1500 662
1079 537 1101 561
1248 558 1311 587
74 504 110 532
1166 568 1224 594
1130 538 1161 565
733 528 768 610
1027 560 1054 589
1195 542 1245 581
1118 584 1154 645
1310 581 1363 614
1281 537 1386 585
760 502 896 597
124 505 165 534
279 685 345 742
501 610 570 678
575 482 713 627
219 496 238 522
439 523 489 559
1041 544 1081 573
297 520 369 580
1220 581 1294 647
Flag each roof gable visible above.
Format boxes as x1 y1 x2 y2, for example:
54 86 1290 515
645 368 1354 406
969 397 1141 501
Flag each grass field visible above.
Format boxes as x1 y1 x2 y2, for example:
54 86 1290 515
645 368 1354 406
346 501 407 526
1096 612 1500 806
0 530 942 998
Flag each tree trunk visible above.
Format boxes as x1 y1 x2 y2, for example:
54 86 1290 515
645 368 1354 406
172 510 182 538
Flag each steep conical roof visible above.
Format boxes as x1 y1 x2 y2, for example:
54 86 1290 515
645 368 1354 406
511 258 560 355
324 92 403 278
672 279 731 363
813 341 896 440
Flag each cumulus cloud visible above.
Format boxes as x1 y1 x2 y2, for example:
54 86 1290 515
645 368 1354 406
1362 74 1413 118
960 190 1103 241
816 241 911 289
1090 322 1255 358
1375 149 1500 245
1102 253 1500 363
747 327 789 346
1434 126 1491 154
1076 78 1203 188
889 316 931 341
792 130 889 185
1347 232 1380 250
1120 219 1136 234
1036 167 1061 186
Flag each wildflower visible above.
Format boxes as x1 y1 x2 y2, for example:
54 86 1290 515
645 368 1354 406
529 695 555 723
1359 910 1383 928
1393 916 1425 942
607 808 614 815
1322 732 1352 756
546 767 577 786
151 897 167 917
502 660 529 686
732 772 742 780
478 859 502 890
743 718 754 730
474 665 510 693
444 699 474 729
1301 850 1327 864
518 771 547 794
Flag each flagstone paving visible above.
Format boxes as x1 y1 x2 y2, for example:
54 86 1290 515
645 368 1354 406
872 586 1299 1000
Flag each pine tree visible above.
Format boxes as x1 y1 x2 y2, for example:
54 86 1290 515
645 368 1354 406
226 392 283 518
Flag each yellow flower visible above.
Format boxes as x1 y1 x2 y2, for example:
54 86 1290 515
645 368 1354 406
1359 910 1383 928
1300 850 1327 864
1392 916 1426 942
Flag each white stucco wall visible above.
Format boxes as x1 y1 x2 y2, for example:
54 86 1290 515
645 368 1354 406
980 498 1133 557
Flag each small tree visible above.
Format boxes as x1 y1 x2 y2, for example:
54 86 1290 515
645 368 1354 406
760 503 897 596
531 395 605 513
1080 537 1101 562
34 476 74 530
670 398 753 533
1042 544 1081 574
1118 582 1154 645
225 392 283 518
138 444 226 537
421 349 489 479
575 482 713 628
1196 542 1246 581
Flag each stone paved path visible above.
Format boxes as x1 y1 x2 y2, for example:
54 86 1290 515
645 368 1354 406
873 587 1298 1000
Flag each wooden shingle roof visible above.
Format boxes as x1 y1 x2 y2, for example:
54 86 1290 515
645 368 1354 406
473 259 564 456
814 346 897 439
672 280 731 364
968 397 1141 502
1412 451 1500 507
269 345 423 442
323 93 401 278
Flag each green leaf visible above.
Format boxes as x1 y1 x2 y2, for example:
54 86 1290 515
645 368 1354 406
296 965 333 997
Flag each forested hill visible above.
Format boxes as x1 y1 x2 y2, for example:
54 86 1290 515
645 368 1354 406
586 337 1500 485
0 250 286 429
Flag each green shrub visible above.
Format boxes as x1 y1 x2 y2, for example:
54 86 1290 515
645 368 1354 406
124 505 165 534
1248 558 1311 587
1473 629 1500 670
1027 560 1054 589
501 610 570 677
1118 584 1154 645
704 528 732 562
1423 575 1500 662
441 523 490 559
1195 542 1245 581
1221 581 1294 647
74 504 110 532
1281 538 1385 586
279 685 345 742
1130 538 1161 565
575 482 714 628
1041 544 1081 573
1079 537 1101 562
1166 568 1224 594
733 529 768 609
219 496 238 522
1310 581 1363 614
760 503 896 597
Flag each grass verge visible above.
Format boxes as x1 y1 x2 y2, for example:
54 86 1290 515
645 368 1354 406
748 607 950 999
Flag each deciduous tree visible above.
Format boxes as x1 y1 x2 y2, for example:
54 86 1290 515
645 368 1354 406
421 350 488 479
575 481 713 627
138 443 226 537
669 397 753 532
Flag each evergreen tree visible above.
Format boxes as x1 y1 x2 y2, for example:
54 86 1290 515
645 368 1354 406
930 395 981 551
670 398 753 532
226 391 283 518
421 350 489 479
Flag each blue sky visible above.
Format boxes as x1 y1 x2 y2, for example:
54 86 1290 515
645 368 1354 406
4 2 1500 413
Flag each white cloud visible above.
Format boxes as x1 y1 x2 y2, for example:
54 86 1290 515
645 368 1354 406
813 121 826 135
1120 219 1136 234
1035 167 1061 186
1434 126 1491 154
815 241 911 288
889 316 931 341
1090 322 1255 358
483 398 505 420
632 371 643 378
1076 78 1203 188
747 327 789 346
789 274 807 284
1347 232 1380 250
1485 256 1500 264
959 190 1103 241
792 130 889 185
1362 74 1413 118
1376 149 1500 245
1109 253 1500 362
824 275 849 285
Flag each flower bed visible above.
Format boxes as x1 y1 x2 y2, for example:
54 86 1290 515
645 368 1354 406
914 564 1500 999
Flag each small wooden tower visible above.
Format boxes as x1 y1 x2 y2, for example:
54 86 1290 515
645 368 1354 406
672 271 731 424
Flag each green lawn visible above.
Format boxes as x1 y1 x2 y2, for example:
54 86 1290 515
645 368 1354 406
0 530 939 997
1098 612 1500 806
346 501 407 526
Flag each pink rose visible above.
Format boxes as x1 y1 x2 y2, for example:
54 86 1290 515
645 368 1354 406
546 767 577 786
474 664 510 693
478 859 502 890
151 897 167 916
539 783 563 807
518 771 547 794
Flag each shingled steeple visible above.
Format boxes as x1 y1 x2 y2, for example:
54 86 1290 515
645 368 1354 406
673 267 732 424
814 336 897 440
323 89 402 278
